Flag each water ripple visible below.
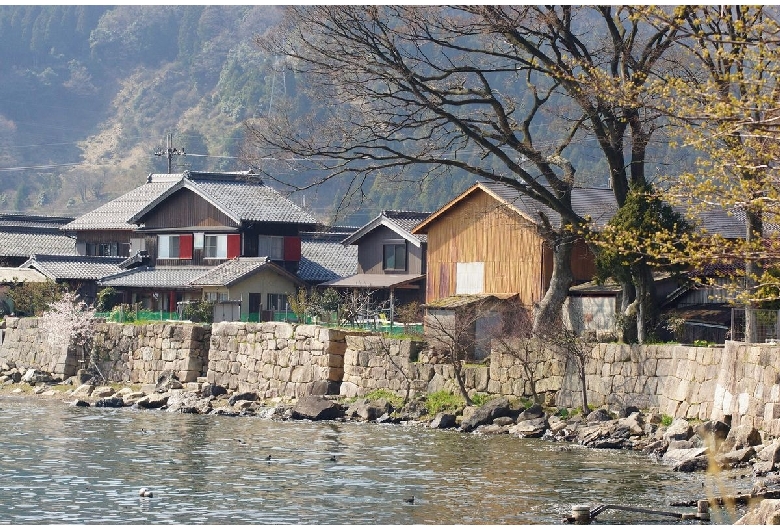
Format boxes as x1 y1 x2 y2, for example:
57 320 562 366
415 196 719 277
0 396 754 524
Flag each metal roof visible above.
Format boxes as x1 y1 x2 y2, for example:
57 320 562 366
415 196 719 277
298 232 358 284
424 293 518 309
98 266 212 289
64 171 318 231
20 255 125 281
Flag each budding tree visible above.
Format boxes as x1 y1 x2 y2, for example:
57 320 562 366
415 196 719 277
39 291 98 372
640 6 780 341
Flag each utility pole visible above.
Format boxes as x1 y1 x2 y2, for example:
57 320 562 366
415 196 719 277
154 133 185 173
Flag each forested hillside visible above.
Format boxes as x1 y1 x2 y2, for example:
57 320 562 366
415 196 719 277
0 6 678 225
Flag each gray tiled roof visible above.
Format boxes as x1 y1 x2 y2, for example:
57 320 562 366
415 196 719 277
383 211 430 243
188 174 317 225
99 266 212 289
342 210 431 247
0 230 77 258
20 255 125 281
64 171 318 231
478 181 618 230
190 257 302 287
298 232 358 284
0 214 77 257
63 178 179 230
477 181 753 238
0 214 74 230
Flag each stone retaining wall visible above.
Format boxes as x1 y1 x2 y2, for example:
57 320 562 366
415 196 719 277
5 316 780 436
551 341 780 437
206 322 349 398
0 318 210 383
91 322 210 383
0 317 75 377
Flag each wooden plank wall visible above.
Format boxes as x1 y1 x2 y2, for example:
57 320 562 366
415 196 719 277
140 188 236 229
426 191 546 305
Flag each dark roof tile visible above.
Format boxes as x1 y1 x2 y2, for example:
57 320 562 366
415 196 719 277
298 232 358 283
21 255 125 281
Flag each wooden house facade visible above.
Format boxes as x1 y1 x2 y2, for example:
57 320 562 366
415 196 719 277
412 182 607 306
62 171 318 316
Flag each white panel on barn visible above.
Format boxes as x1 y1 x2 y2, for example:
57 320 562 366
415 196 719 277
456 262 484 295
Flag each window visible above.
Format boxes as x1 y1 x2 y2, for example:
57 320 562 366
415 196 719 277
383 242 407 271
158 234 192 259
204 235 227 259
258 236 284 260
267 293 288 311
202 234 240 259
87 242 118 256
205 291 229 302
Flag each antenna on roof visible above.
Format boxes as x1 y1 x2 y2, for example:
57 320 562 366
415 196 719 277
154 133 185 173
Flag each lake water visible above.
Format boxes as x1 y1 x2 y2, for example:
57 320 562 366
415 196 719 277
0 396 753 524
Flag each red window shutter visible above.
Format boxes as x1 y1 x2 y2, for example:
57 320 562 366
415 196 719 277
179 234 193 259
284 236 301 261
227 234 241 259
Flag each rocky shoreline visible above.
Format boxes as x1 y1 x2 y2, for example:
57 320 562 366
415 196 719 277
3 362 780 524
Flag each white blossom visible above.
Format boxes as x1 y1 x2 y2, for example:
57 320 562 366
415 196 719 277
39 291 97 349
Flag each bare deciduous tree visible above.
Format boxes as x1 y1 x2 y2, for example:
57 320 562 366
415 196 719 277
490 301 544 405
538 315 597 415
247 6 688 340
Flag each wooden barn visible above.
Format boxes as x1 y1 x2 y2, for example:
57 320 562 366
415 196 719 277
411 181 617 358
412 181 616 306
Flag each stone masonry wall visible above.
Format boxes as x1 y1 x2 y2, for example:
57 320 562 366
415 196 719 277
0 317 210 383
551 341 780 437
91 322 210 383
206 322 349 398
0 317 76 377
6 315 780 438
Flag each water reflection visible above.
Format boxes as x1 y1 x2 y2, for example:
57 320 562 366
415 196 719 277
0 397 752 524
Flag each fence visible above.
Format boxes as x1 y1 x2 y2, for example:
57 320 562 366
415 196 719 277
95 309 179 323
94 308 423 335
730 308 780 343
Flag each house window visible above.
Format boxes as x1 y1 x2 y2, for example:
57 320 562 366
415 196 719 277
259 236 284 260
158 234 193 259
87 242 118 256
205 291 229 302
267 293 288 311
383 242 407 271
204 235 227 259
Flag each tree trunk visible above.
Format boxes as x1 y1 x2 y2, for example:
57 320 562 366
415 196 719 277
619 280 637 343
633 263 659 344
744 210 762 343
533 237 574 334
452 359 472 406
578 357 590 415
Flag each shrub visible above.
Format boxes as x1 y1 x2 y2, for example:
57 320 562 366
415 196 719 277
182 299 215 323
661 414 673 427
364 389 405 409
470 393 490 407
425 390 464 415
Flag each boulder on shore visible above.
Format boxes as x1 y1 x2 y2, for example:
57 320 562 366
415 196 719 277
460 397 510 433
291 396 344 421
